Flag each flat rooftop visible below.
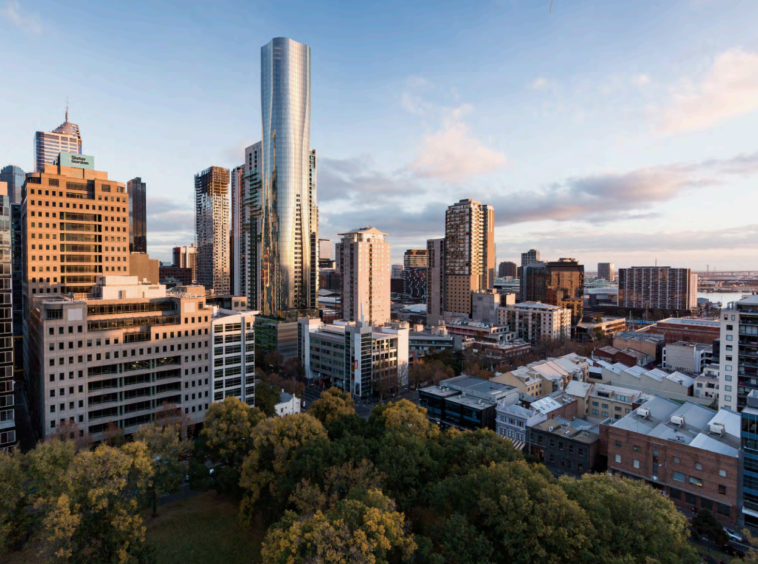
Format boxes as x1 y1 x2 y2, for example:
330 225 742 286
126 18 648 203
655 318 720 328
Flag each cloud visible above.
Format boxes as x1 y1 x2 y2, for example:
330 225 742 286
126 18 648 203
530 77 549 91
631 74 651 87
412 104 507 182
1 0 42 34
319 156 425 203
660 48 758 133
146 197 194 260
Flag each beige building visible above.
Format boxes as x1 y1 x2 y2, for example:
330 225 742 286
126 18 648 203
443 199 495 318
339 227 390 326
613 331 664 360
498 301 571 343
586 383 647 422
27 277 212 441
426 238 445 325
492 353 590 398
129 253 159 284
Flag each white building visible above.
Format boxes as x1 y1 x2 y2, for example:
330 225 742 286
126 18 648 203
498 302 571 343
495 403 546 448
339 227 391 326
719 295 758 411
275 391 301 416
662 341 712 374
209 309 258 407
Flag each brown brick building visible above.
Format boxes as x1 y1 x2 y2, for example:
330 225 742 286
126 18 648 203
644 318 720 345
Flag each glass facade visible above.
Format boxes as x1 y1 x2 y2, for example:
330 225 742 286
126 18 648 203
127 177 147 253
194 167 230 294
260 37 318 318
0 166 25 205
0 191 15 449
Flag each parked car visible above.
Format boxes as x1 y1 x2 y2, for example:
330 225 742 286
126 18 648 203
723 527 744 543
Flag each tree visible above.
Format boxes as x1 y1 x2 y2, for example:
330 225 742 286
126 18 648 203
372 400 439 439
0 450 26 553
202 396 265 468
239 414 328 525
691 508 728 546
264 351 285 373
560 474 698 564
310 387 356 425
255 372 281 417
261 489 416 564
438 428 522 477
135 421 189 516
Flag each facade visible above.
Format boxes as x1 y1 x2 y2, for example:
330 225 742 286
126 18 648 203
319 239 332 261
419 375 518 431
27 277 212 441
299 319 409 399
471 289 503 325
598 262 616 282
663 341 712 374
129 253 159 284
159 266 193 286
498 302 571 343
719 295 758 411
617 267 698 311
173 244 197 283
260 37 318 318
498 261 517 278
445 318 512 345
403 249 427 269
645 317 720 345
741 390 758 527
403 249 428 301
613 331 665 361
545 259 584 324
521 249 540 267
339 227 390 326
530 418 600 476
596 362 702 405
0 165 25 205
255 316 300 360
194 166 230 295
443 199 495 318
11 203 22 384
242 142 263 310
520 261 547 303
426 238 445 325
495 403 546 448
126 177 147 254
605 397 741 525
0 185 15 449
230 165 244 297
34 108 82 172
275 392 301 416
408 325 459 361
209 309 256 407
587 383 645 422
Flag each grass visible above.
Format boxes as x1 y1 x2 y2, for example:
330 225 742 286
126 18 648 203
146 491 265 564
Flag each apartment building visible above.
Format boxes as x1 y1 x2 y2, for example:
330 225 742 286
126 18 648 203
586 383 647 422
719 295 758 411
617 267 698 311
492 353 590 398
498 301 571 343
27 277 212 442
0 184 14 449
210 309 257 406
339 227 391 326
663 341 712 373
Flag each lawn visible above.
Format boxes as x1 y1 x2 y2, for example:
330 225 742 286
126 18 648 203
146 491 266 564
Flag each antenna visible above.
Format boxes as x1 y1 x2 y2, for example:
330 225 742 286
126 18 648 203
66 97 69 122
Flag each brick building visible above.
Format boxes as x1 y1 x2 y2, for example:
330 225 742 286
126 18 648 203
530 418 601 477
644 318 720 345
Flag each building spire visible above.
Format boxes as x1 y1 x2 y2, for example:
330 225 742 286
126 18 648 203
66 98 69 122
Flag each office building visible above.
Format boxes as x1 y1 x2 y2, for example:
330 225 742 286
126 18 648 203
498 261 517 278
521 249 541 267
34 107 82 173
598 262 615 282
426 238 445 325
0 165 25 205
403 249 427 269
194 166 230 295
391 264 404 279
442 199 495 318
741 390 758 527
605 397 741 525
339 227 390 326
299 318 409 399
498 302 572 343
242 142 263 310
11 203 22 381
403 249 428 301
617 267 698 311
720 295 758 411
230 165 244 296
520 261 547 303
126 177 147 254
27 277 212 441
129 253 159 284
260 37 318 318
545 258 584 324
319 238 332 261
159 265 193 286
0 184 15 449
173 244 197 283
210 309 257 406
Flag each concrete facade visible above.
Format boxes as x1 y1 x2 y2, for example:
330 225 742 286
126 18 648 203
339 227 390 326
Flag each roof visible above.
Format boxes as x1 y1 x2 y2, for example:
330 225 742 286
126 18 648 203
508 301 565 311
496 403 536 419
614 331 665 343
531 392 575 414
565 380 592 398
655 318 720 328
532 419 600 444
278 391 294 404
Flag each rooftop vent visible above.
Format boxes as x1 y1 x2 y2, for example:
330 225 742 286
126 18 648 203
670 415 685 427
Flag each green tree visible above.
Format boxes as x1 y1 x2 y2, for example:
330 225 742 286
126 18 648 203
438 428 522 477
26 439 77 498
239 414 328 525
310 387 356 425
201 396 265 468
560 474 698 564
371 400 439 439
261 489 416 564
255 372 281 417
0 450 26 553
691 508 728 546
135 421 189 516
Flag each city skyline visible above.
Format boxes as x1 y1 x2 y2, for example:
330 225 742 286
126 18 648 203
2 1 758 270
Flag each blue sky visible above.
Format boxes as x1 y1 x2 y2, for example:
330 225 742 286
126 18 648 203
2 0 758 270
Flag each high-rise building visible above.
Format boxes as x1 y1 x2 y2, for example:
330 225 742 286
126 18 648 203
260 37 318 318
173 244 197 283
127 177 147 254
391 265 404 279
339 227 391 326
0 184 15 450
444 199 495 318
403 249 428 301
426 238 446 325
194 166 230 295
242 142 263 310
498 261 517 278
230 165 244 296
520 261 547 303
403 249 428 269
545 258 584 324
34 107 82 172
741 390 758 527
210 309 257 406
617 267 697 311
521 249 541 267
598 262 616 282
0 165 25 205
498 302 572 343
719 296 758 412
319 238 332 261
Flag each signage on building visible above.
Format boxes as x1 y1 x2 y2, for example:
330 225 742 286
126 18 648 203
59 152 94 170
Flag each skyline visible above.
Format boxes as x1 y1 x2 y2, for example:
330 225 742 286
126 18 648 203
2 0 758 270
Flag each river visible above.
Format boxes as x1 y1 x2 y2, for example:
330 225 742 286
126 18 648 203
697 291 755 305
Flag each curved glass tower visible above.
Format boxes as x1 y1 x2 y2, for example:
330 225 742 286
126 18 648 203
261 37 317 318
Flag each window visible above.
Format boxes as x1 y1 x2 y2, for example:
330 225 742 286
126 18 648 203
615 454 621 463
633 459 640 469
633 445 640 452
726 345 733 351
726 335 733 341
695 463 703 470
615 440 622 447
673 457 680 464
689 476 703 487
719 469 727 478
673 471 685 482
670 488 681 500
718 485 726 495
685 492 697 505
717 503 730 517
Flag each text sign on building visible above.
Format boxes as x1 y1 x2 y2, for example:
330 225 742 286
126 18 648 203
59 152 94 170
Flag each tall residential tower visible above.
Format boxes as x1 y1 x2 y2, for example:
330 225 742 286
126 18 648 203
127 177 147 253
194 167 230 295
339 227 391 326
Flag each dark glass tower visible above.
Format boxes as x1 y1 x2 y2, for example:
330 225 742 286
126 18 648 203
0 166 25 205
127 177 147 253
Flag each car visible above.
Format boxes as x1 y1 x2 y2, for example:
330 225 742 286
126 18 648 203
723 528 744 543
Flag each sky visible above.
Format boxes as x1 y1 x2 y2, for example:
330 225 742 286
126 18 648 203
2 0 758 271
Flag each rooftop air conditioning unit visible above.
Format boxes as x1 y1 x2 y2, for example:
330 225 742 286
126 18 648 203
671 415 685 427
636 407 650 419
710 422 725 436
548 426 554 432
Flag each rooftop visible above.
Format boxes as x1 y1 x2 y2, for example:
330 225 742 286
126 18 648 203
654 318 720 328
507 301 565 311
532 418 600 444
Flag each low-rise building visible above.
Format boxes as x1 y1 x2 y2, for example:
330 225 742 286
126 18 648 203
592 346 654 368
495 403 546 449
694 366 719 401
408 324 460 361
498 302 571 343
444 318 512 345
587 383 648 422
275 391 301 416
663 341 712 374
604 396 741 524
575 316 626 341
209 308 257 406
613 331 665 362
595 362 705 405
530 418 601 477
462 339 532 363
644 317 721 345
419 375 518 431
492 353 589 398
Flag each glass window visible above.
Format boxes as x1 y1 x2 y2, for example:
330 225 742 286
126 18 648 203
673 471 685 482
695 463 703 470
615 454 621 463
719 469 727 478
689 476 703 487
633 459 640 469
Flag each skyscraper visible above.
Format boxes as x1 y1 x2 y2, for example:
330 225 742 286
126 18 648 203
0 165 25 205
521 249 541 267
0 183 14 449
173 244 197 282
426 238 446 325
598 262 616 282
260 37 318 318
243 142 262 309
195 167 230 294
443 199 495 318
403 249 428 301
34 107 82 172
498 261 517 278
339 227 391 326
230 165 244 296
319 238 332 261
127 177 147 254
545 258 585 324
